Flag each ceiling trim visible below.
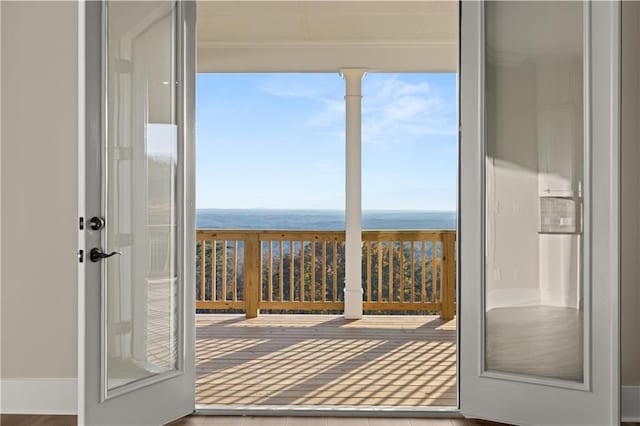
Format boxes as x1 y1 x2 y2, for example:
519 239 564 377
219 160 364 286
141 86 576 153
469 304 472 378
197 44 457 73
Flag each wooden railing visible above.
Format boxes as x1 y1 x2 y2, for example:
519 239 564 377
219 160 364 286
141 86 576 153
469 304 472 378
195 229 456 320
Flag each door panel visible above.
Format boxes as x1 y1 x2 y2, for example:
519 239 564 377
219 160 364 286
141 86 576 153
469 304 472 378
79 1 196 424
459 1 619 424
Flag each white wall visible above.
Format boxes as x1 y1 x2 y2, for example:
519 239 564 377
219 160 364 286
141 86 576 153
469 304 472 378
1 0 78 385
485 60 541 310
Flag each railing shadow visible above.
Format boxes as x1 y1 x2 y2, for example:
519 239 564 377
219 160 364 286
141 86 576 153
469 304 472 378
195 314 457 407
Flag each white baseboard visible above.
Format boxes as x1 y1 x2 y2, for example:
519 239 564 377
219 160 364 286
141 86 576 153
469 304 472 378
0 378 77 414
622 385 640 422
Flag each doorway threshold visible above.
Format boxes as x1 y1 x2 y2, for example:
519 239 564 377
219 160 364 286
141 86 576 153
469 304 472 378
195 405 461 418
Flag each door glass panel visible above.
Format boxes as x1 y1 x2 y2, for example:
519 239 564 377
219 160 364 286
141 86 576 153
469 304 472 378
484 1 585 382
105 0 179 393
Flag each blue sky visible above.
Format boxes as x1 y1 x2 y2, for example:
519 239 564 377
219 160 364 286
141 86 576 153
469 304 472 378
196 73 457 211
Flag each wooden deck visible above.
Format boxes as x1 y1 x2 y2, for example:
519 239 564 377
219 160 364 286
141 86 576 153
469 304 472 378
196 314 457 408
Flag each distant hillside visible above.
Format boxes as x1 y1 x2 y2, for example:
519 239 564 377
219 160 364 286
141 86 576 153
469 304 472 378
196 209 456 230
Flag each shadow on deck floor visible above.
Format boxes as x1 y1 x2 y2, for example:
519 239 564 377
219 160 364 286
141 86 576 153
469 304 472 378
196 314 457 408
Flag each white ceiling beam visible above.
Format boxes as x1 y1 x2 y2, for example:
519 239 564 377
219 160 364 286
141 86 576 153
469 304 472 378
197 44 457 73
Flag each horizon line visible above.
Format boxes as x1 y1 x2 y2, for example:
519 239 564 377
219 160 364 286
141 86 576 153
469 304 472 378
196 208 457 213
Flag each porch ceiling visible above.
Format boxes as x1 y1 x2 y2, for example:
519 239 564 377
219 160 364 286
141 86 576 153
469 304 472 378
196 1 458 73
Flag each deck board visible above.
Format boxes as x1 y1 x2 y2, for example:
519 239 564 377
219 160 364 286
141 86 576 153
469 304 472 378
196 314 457 407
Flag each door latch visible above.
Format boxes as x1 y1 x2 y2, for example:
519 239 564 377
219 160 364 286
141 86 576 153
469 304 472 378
89 248 122 262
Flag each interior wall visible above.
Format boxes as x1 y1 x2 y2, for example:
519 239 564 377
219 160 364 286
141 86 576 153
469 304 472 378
621 0 640 387
0 1 78 379
485 60 540 310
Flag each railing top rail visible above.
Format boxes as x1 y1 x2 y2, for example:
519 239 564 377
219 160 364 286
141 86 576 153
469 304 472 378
196 229 345 241
258 230 345 241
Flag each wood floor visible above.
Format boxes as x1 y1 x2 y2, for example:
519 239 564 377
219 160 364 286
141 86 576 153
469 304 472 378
196 314 457 408
0 415 506 426
3 415 639 426
4 414 638 426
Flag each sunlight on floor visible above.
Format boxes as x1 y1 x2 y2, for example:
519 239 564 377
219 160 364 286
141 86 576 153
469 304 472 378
196 314 457 407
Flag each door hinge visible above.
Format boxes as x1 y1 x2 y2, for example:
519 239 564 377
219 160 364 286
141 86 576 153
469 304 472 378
78 249 84 263
79 217 84 230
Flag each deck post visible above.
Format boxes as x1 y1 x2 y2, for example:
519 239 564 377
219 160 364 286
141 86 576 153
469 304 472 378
244 234 261 318
440 232 456 321
342 68 367 320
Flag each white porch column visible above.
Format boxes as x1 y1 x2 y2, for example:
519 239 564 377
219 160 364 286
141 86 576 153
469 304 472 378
341 68 366 320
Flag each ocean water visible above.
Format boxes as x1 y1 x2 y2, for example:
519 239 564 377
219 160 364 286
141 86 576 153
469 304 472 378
196 209 456 230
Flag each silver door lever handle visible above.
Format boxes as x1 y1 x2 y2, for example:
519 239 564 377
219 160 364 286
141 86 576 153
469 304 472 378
90 248 122 262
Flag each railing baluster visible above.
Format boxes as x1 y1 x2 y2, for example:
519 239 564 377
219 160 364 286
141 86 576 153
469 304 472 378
333 240 338 302
366 241 372 302
431 240 438 303
222 240 227 301
279 240 284 302
421 240 426 303
200 240 206 301
311 240 316 302
232 240 238 301
212 240 217 301
268 241 273 302
400 241 405 302
300 241 305 302
322 241 327 302
290 240 295 301
410 241 415 303
388 241 394 302
377 241 383 302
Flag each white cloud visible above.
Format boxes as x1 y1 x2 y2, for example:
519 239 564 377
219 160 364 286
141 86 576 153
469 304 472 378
258 74 456 145
383 96 431 121
362 76 456 144
369 78 431 102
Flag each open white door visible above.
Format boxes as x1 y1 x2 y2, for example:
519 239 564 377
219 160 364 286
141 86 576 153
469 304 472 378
79 1 196 425
459 1 620 425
